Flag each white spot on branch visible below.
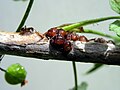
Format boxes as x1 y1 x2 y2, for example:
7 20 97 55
73 41 86 52
104 43 116 59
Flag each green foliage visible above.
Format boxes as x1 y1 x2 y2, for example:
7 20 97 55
5 63 27 85
85 63 104 75
109 20 120 37
110 0 120 14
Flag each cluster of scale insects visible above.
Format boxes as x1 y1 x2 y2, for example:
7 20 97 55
19 26 114 55
45 27 89 54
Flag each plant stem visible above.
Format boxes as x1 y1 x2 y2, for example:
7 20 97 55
0 55 4 62
62 16 120 31
0 67 6 72
74 28 120 42
72 61 78 90
16 0 34 32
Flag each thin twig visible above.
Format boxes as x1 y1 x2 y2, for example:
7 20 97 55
0 67 6 72
72 61 78 90
16 0 34 32
62 16 120 30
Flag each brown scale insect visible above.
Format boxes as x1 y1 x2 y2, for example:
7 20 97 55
50 35 65 45
63 40 72 53
66 32 79 41
45 27 58 39
20 26 35 35
79 36 89 42
19 26 44 40
57 29 67 37
50 34 66 52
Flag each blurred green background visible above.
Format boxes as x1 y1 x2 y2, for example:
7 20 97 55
0 0 120 90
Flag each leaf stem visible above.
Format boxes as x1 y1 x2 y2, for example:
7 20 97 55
16 0 34 32
62 16 120 31
0 67 6 72
72 61 78 90
0 55 4 63
77 28 120 42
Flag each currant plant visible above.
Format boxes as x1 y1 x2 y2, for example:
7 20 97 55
0 0 120 90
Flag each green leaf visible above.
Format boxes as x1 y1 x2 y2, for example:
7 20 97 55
85 63 103 75
109 20 120 37
70 82 88 90
109 0 120 14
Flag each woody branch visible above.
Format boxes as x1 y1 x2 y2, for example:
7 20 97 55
0 30 120 65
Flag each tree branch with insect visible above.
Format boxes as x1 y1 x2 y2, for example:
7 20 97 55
0 0 120 90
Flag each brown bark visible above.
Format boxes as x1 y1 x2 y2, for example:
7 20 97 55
0 30 120 65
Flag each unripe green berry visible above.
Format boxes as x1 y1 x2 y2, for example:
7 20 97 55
5 63 27 85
